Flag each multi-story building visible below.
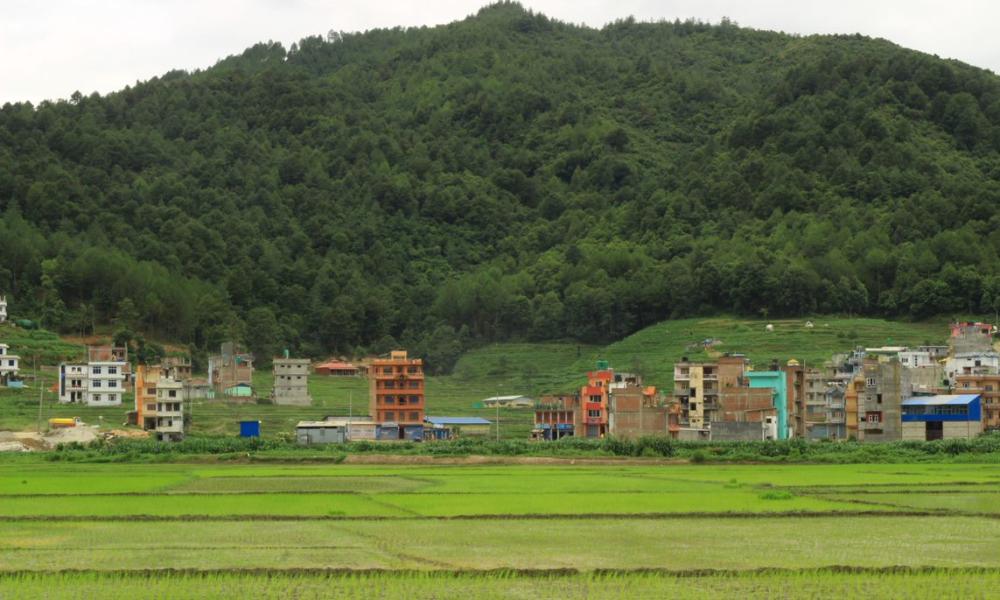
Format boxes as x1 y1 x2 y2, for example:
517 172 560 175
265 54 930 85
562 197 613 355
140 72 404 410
954 373 1000 431
608 382 668 439
209 342 254 396
88 345 130 392
579 365 612 437
58 364 88 403
135 364 162 430
0 295 7 323
746 369 789 439
369 350 425 440
844 374 865 440
161 356 192 381
673 359 720 429
803 372 847 440
153 377 184 441
855 357 909 442
0 343 19 385
272 357 311 406
87 360 125 406
944 352 1000 382
534 394 579 440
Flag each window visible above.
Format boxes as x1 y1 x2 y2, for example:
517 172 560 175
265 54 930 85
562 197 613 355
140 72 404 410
146 387 155 395
108 366 118 375
384 411 395 421
384 396 395 404
690 387 697 398
587 409 601 418
92 366 102 375
7 360 13 367
409 411 419 421
876 393 882 404
91 394 100 403
409 395 420 404
407 366 419 374
92 380 102 388
168 390 176 398
108 380 118 388
866 377 876 387
384 381 395 389
383 367 393 375
408 381 419 388
865 411 882 423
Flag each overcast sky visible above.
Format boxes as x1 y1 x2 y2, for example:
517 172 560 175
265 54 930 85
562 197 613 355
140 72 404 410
3 1 997 104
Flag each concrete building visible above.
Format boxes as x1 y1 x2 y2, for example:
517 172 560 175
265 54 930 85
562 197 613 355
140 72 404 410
945 352 1000 382
534 394 579 440
369 350 425 440
296 418 378 444
898 350 934 369
855 358 909 442
135 364 162 430
746 370 789 439
0 344 20 385
86 360 126 406
954 373 1000 431
161 356 192 381
153 377 184 441
803 374 847 440
87 345 130 392
949 322 994 355
579 364 612 438
209 342 254 396
58 364 88 403
901 394 982 440
271 357 312 406
0 295 7 323
608 384 668 439
673 360 719 429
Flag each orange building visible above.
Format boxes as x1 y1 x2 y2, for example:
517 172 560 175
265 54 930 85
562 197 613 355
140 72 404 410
134 364 162 430
955 373 1000 431
579 368 612 437
369 350 425 436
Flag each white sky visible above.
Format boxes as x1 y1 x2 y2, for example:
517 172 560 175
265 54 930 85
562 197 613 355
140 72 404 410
2 1 997 104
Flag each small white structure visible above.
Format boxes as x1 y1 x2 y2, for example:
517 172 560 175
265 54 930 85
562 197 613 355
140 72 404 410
58 364 88 403
153 377 184 441
945 352 1000 381
0 344 19 384
898 350 933 369
805 321 814 329
0 295 7 323
765 324 774 332
482 395 535 408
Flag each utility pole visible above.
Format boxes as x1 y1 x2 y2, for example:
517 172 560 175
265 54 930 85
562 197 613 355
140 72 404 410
35 355 42 434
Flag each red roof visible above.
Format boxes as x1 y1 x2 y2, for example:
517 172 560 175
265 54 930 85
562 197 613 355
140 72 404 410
316 361 357 370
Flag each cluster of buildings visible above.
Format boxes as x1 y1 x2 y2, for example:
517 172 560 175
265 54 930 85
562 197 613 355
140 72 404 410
531 322 999 442
295 350 491 444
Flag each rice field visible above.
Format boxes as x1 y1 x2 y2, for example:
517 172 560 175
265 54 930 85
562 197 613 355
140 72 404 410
0 461 998 597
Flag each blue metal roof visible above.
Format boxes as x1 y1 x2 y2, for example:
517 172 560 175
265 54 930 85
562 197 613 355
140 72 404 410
425 416 492 426
902 394 980 406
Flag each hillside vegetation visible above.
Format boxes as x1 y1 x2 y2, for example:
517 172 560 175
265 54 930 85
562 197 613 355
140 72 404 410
2 3 1000 367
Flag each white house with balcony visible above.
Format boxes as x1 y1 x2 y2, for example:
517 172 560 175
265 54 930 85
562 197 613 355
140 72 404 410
59 363 88 403
86 361 126 406
0 344 19 384
154 377 184 440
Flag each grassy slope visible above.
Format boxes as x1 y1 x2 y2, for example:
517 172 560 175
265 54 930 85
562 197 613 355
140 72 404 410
0 316 956 436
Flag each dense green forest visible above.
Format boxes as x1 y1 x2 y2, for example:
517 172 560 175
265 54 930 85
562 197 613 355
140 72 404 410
2 2 1000 370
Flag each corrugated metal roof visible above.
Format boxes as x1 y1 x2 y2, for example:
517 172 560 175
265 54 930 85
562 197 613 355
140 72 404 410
425 416 492 425
901 394 980 406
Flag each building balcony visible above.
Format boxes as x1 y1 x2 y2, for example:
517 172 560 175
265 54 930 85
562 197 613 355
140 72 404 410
583 417 605 425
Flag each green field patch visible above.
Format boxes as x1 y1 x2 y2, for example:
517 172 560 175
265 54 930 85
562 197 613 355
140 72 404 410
0 494 408 518
818 492 1000 514
0 467 192 495
1 569 998 599
171 476 429 494
2 517 995 572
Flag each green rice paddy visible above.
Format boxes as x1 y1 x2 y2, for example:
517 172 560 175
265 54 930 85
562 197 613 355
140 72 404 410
0 461 998 597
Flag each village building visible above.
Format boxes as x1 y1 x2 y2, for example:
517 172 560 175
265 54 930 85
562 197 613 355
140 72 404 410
314 360 360 376
271 357 312 406
86 360 126 406
953 373 1000 431
153 377 184 441
949 322 994 355
369 350 425 440
533 394 578 440
208 342 254 398
424 416 492 440
58 364 88 403
482 395 535 408
901 394 982 440
944 352 1000 382
0 343 19 385
607 383 668 439
135 364 162 430
161 356 192 381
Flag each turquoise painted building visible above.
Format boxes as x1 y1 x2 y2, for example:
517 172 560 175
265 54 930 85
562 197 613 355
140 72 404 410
747 371 788 440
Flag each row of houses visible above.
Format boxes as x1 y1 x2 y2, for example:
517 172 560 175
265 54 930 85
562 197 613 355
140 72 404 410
532 322 999 443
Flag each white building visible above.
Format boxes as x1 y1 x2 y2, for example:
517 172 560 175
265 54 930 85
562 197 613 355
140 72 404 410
86 361 126 406
153 377 184 441
59 364 88 403
898 350 934 369
0 295 7 323
945 352 1000 382
0 344 19 384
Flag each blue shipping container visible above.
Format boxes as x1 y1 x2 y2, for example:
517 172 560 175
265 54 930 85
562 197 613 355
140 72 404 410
239 420 261 438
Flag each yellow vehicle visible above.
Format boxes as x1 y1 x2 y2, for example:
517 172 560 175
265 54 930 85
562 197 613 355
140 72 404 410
48 417 82 428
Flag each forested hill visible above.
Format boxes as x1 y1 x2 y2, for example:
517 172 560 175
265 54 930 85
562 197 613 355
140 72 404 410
3 2 1000 369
